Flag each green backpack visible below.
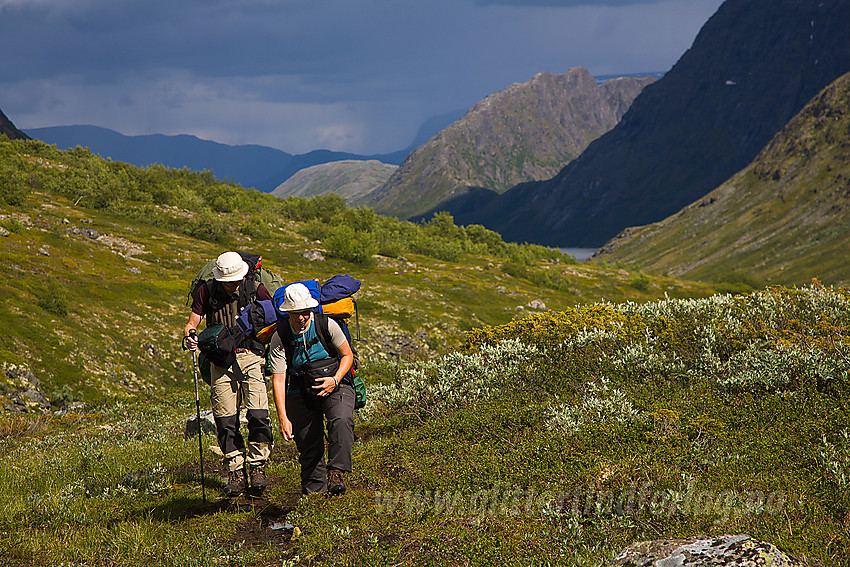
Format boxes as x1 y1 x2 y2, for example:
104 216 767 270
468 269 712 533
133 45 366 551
188 253 283 384
186 252 283 305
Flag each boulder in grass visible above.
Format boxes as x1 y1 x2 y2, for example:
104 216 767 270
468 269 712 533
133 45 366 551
184 409 217 438
607 534 803 567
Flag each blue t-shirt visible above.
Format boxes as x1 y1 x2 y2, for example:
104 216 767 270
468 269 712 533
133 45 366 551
290 319 332 371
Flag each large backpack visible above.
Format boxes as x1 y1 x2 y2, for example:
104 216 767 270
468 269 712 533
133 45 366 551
186 252 284 305
188 253 284 384
274 275 366 409
272 275 361 361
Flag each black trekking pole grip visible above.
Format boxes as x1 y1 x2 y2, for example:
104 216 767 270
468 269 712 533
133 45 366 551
190 343 206 504
182 328 198 351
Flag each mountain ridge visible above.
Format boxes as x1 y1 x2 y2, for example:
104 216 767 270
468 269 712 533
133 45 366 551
452 0 850 247
0 108 28 140
592 70 850 286
364 67 655 219
25 124 410 192
271 159 397 202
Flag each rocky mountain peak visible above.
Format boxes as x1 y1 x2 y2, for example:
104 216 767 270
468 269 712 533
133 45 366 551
362 67 655 219
458 0 850 247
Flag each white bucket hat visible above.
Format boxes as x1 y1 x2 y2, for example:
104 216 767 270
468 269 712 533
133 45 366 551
278 283 319 312
212 251 249 282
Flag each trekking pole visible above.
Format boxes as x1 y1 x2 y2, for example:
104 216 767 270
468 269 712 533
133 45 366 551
187 330 207 504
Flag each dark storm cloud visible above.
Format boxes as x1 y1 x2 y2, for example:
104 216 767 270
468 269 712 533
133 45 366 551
1 0 319 82
0 0 724 153
0 0 482 104
476 0 670 5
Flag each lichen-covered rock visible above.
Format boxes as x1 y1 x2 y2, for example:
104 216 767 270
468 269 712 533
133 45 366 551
184 409 217 438
2 363 50 413
607 534 803 567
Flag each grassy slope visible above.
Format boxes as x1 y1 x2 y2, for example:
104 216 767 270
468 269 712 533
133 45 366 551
0 136 716 409
1 139 844 566
593 71 850 287
1 286 847 566
0 188 714 410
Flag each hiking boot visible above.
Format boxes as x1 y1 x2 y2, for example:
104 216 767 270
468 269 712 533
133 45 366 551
327 468 346 495
224 467 247 497
248 463 267 496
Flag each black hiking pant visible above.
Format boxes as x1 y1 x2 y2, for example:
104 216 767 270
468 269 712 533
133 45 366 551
287 382 355 493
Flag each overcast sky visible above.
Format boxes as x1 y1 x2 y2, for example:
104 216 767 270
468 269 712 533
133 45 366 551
1 0 724 155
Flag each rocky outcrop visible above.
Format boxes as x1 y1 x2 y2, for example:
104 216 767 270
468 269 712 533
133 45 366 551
364 67 655 219
458 0 850 247
184 409 217 438
2 363 50 413
608 535 803 567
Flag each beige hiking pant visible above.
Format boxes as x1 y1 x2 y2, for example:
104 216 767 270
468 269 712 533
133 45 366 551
210 350 273 472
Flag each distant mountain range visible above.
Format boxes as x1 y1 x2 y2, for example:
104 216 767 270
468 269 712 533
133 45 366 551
441 0 850 247
364 67 655 219
271 160 398 203
594 70 850 287
23 112 462 193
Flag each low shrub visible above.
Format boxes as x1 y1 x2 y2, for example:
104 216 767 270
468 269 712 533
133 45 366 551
37 277 70 316
323 225 377 266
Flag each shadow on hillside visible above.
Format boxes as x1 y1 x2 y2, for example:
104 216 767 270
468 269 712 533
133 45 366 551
131 491 297 523
135 495 233 521
123 453 303 548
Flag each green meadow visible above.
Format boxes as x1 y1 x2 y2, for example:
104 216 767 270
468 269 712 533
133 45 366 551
0 137 846 565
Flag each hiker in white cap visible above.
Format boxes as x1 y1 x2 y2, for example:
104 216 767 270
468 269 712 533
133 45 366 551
269 282 356 495
183 251 274 498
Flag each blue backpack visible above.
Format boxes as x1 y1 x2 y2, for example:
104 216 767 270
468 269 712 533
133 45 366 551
236 299 279 344
274 275 365 408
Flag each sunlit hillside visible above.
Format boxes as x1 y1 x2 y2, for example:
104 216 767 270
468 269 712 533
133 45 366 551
594 71 850 287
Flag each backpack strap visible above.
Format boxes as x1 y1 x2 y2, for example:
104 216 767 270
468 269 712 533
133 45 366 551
277 319 295 368
207 280 236 327
313 313 337 359
314 313 359 379
276 314 329 372
238 271 259 306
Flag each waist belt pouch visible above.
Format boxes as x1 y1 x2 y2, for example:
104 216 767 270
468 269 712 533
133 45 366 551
297 357 340 401
197 324 237 368
198 352 212 386
351 372 367 410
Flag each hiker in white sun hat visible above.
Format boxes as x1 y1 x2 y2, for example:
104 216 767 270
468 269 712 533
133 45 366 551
212 251 249 282
183 251 274 498
278 282 319 312
269 282 356 496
